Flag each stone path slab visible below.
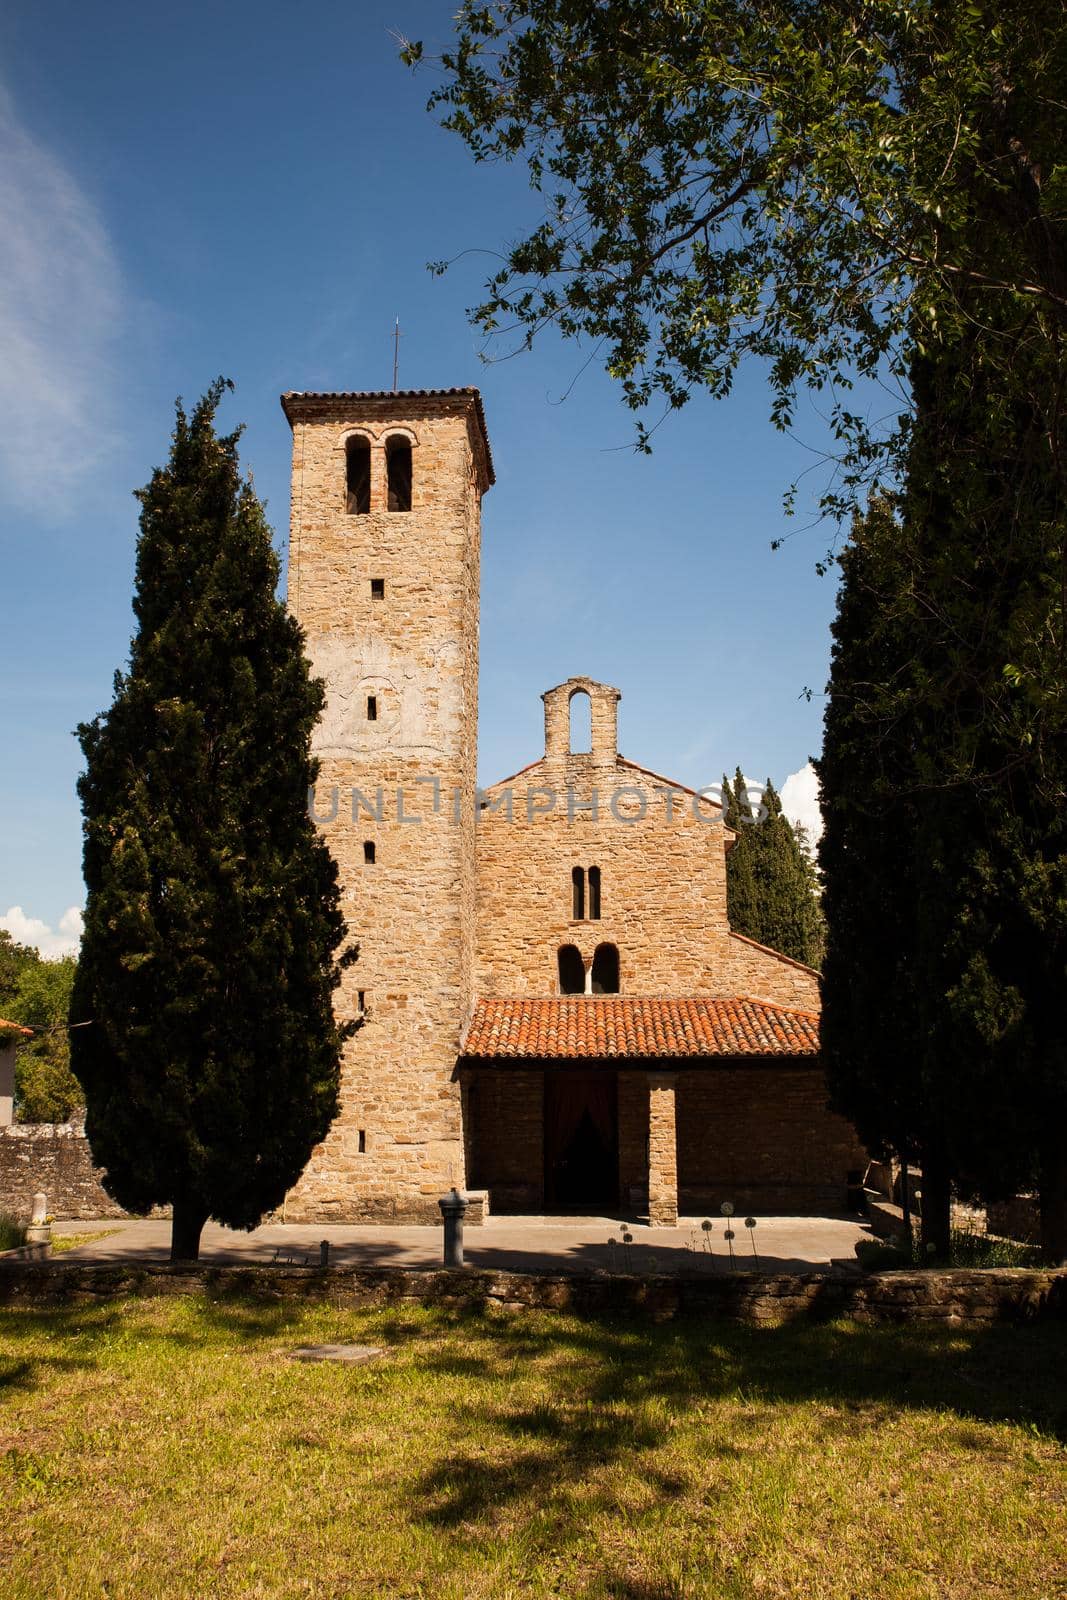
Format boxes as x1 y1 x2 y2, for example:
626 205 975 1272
49 1213 872 1275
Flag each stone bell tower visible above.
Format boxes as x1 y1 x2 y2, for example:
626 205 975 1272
280 387 493 1220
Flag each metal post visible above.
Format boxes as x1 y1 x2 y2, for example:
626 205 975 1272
319 1239 330 1269
438 1187 468 1268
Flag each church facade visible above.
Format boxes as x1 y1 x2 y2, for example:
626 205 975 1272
280 386 864 1225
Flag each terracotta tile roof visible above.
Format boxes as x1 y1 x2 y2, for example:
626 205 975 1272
462 996 819 1060
0 1018 32 1036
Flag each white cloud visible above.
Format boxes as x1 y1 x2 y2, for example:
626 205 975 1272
0 83 122 518
780 762 822 850
1 905 83 959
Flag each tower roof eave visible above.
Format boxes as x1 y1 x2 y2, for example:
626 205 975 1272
279 386 494 487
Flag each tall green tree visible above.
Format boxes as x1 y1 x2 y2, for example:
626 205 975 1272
820 320 1067 1261
407 1 1065 509
723 770 824 967
71 381 355 1261
817 498 947 1251
0 933 82 1123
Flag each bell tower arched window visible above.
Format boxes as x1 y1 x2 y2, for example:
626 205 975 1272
345 436 371 514
569 689 591 752
571 866 585 920
386 436 413 512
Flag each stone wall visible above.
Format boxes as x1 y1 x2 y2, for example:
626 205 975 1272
720 934 819 1010
676 1066 866 1214
0 1120 126 1221
464 1063 865 1217
475 751 736 998
474 696 819 1013
282 391 490 1222
2 1260 1062 1328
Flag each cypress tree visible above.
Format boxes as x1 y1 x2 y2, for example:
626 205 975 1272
724 769 824 968
818 499 938 1246
71 381 355 1261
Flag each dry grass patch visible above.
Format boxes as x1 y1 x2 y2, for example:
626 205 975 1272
0 1294 1064 1599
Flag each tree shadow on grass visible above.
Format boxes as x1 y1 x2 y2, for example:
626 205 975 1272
394 1309 1067 1528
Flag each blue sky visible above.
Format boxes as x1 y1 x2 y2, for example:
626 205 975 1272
0 1 871 955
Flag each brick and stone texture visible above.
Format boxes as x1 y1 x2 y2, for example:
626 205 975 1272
464 1063 863 1218
675 1066 866 1214
0 1118 127 1221
281 391 491 1221
474 679 819 1011
648 1074 679 1225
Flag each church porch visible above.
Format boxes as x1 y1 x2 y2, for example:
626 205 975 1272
458 996 867 1225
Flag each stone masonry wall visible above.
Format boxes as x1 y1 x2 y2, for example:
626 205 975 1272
283 392 488 1221
676 1066 866 1214
466 1064 863 1217
719 934 820 1010
474 692 819 1011
0 1120 126 1221
2 1261 1062 1330
475 753 735 997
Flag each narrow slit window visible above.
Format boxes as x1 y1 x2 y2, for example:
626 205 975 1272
571 866 585 920
367 695 377 721
370 578 385 599
386 437 413 512
345 437 371 514
363 841 375 864
588 866 601 920
591 943 619 994
358 1129 366 1154
357 990 366 1013
558 944 585 996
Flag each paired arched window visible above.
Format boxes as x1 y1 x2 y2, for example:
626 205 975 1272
558 944 585 996
591 943 619 994
386 436 413 512
343 433 414 512
345 436 371 515
570 866 601 920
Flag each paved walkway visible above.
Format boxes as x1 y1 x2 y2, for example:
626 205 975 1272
51 1213 871 1275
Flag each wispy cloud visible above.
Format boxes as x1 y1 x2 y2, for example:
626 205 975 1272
781 761 822 850
0 82 122 519
1 905 83 960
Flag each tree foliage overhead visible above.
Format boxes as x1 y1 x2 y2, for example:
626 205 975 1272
71 381 355 1260
408 0 1065 507
722 770 825 967
0 932 81 1123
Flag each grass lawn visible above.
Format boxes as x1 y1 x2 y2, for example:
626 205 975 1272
1 1294 1064 1599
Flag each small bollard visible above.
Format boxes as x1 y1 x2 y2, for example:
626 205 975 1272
438 1186 468 1269
319 1239 330 1269
26 1191 51 1247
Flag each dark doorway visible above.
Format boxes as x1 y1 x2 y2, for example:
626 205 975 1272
544 1071 618 1209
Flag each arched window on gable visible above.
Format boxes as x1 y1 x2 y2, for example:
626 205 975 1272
386 436 413 512
571 866 585 920
591 943 619 994
569 689 591 753
558 944 586 996
345 436 371 514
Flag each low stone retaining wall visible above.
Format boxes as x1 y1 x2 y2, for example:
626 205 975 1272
0 1120 125 1221
0 1260 1062 1326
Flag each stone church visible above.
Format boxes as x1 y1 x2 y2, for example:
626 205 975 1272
280 386 864 1226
